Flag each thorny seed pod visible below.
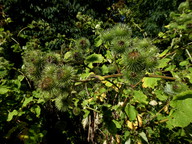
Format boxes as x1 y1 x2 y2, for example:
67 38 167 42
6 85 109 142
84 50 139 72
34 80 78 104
111 36 130 54
123 70 144 84
123 50 145 72
42 64 57 77
145 57 158 72
76 37 90 49
23 63 41 82
73 107 81 116
44 52 61 64
55 92 70 112
54 65 74 87
101 29 114 41
111 23 132 37
38 76 54 91
23 50 44 65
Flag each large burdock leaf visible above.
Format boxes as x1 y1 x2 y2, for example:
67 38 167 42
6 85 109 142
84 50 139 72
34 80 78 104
133 90 148 105
142 77 161 89
125 104 138 121
85 53 104 63
167 90 192 129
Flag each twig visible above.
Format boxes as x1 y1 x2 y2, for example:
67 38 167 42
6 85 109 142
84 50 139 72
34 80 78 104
78 73 176 82
186 49 192 63
17 27 28 37
145 101 170 126
131 79 142 88
114 54 121 73
85 107 100 113
85 83 90 97
13 68 32 89
146 74 176 80
11 37 20 45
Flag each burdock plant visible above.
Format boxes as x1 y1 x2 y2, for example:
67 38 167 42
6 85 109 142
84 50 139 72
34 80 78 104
121 38 159 83
101 23 159 84
55 92 70 112
110 23 132 37
111 36 130 54
75 37 90 50
54 65 75 87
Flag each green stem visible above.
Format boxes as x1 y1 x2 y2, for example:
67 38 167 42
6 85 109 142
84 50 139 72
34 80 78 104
85 107 100 113
186 49 192 63
78 73 176 82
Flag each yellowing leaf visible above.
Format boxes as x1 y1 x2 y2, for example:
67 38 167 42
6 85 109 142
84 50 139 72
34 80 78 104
126 120 135 130
137 115 143 127
142 77 161 89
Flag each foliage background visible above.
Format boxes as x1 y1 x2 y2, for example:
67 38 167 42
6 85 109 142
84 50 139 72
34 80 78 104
1 0 192 144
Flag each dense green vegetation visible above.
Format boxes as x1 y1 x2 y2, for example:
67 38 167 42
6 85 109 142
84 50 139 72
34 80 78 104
1 0 192 143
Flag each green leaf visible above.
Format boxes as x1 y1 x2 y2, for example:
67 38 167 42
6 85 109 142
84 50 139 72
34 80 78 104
142 77 161 89
164 83 176 95
64 51 72 60
159 49 169 57
154 90 168 101
157 58 171 69
179 60 189 66
133 90 148 105
7 110 18 121
85 53 104 63
94 37 103 47
101 65 109 75
0 86 9 94
107 121 117 134
167 90 192 129
125 138 131 144
105 81 113 87
30 105 41 117
125 104 138 121
139 132 149 144
185 68 192 84
22 97 33 107
112 120 122 129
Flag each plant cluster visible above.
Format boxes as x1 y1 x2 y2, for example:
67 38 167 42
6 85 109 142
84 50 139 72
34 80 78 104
1 0 192 144
101 23 159 84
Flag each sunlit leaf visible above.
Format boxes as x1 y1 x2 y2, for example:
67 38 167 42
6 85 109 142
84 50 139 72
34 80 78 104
85 53 104 63
112 120 122 129
167 90 192 129
133 90 148 105
125 104 138 121
0 86 9 94
139 132 149 144
7 110 18 121
22 97 33 107
157 58 171 69
142 77 161 89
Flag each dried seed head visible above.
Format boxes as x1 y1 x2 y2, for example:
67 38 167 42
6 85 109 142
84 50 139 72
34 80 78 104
76 37 90 49
39 77 54 90
111 36 130 54
128 50 140 59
